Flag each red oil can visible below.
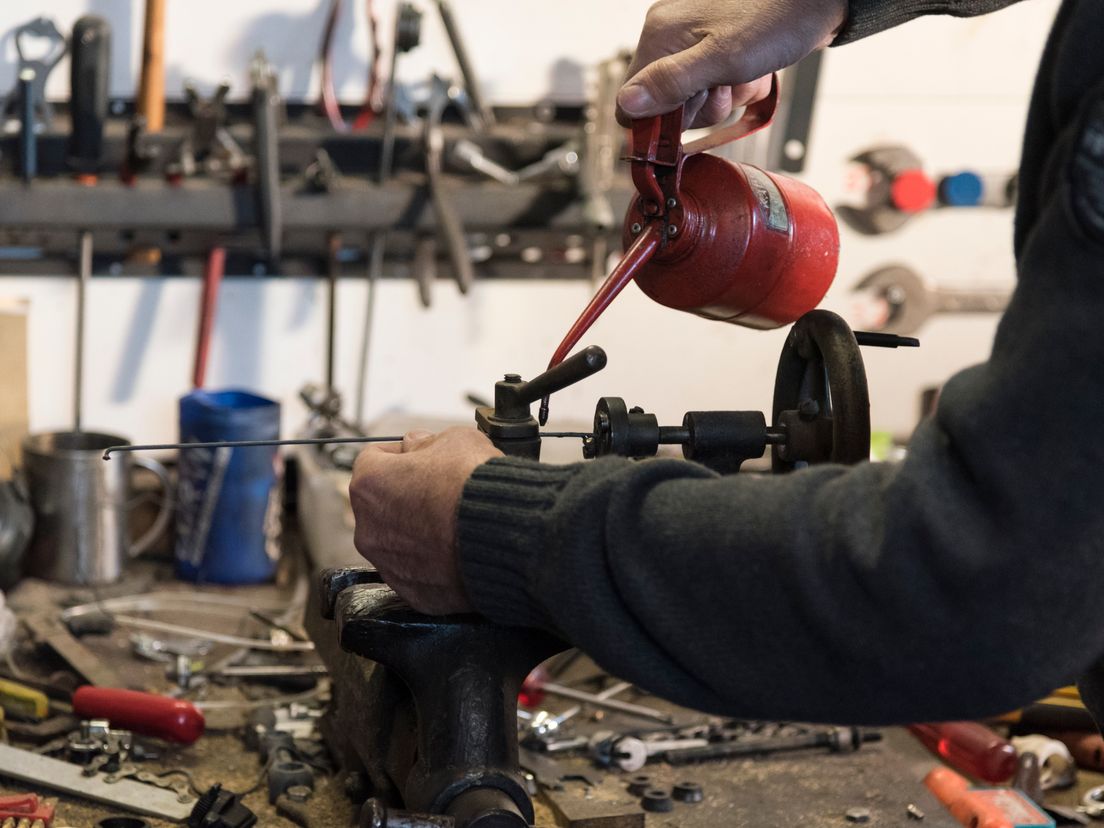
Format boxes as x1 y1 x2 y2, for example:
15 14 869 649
540 76 839 422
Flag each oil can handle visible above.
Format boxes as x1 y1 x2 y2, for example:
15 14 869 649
682 73 779 156
628 73 780 207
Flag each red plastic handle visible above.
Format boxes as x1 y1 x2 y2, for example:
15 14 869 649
72 686 206 745
909 722 1017 783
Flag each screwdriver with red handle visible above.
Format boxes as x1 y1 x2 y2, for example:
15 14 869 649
72 686 205 745
909 721 1018 783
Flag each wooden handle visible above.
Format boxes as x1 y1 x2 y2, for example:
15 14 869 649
137 0 166 132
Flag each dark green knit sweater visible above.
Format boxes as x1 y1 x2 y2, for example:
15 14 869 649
459 0 1104 725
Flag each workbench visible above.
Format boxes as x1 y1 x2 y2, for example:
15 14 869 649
0 550 1094 827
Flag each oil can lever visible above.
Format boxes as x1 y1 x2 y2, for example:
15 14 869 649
681 73 779 156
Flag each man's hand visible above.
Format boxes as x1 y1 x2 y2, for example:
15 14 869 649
349 428 503 615
618 0 848 128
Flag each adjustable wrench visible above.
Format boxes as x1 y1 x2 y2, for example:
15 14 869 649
853 265 1011 335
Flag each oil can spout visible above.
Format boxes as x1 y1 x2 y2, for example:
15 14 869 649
538 226 661 425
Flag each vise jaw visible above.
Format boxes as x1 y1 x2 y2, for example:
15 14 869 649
310 567 567 828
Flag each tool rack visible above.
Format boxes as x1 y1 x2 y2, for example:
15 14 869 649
0 101 633 280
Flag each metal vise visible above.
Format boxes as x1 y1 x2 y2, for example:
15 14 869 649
310 568 566 828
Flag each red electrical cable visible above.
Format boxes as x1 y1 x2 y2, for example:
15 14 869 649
319 0 381 132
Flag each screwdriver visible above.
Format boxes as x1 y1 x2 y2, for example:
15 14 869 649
909 722 1018 783
72 686 205 745
0 679 49 722
67 15 111 184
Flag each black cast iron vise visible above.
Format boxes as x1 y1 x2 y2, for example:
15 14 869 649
309 309 914 828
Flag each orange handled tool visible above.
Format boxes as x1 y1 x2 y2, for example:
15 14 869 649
925 767 1052 828
137 0 166 132
72 686 205 745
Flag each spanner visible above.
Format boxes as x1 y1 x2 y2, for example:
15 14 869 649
421 76 476 296
853 265 1011 335
3 17 68 132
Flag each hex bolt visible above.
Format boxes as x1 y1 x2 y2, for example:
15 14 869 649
845 807 871 823
906 803 924 820
630 222 643 235
626 775 652 796
641 789 674 813
797 399 821 421
672 781 704 803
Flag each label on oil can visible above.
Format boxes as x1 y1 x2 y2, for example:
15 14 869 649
743 166 790 233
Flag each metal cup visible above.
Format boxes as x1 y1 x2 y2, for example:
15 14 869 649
22 431 171 584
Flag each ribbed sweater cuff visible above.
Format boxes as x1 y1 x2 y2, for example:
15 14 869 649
457 457 581 629
834 0 1016 45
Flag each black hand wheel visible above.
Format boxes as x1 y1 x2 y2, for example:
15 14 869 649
772 310 870 471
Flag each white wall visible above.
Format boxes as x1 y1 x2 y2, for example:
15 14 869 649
0 0 1060 446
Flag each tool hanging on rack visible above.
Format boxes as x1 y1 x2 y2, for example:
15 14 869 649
354 1 424 426
137 0 166 133
2 16 68 132
251 51 283 264
434 0 494 131
68 15 111 184
318 0 382 132
539 75 840 424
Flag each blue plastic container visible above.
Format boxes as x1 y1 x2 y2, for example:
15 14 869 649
175 389 281 584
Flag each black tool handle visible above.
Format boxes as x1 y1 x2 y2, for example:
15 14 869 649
68 15 111 175
518 346 607 406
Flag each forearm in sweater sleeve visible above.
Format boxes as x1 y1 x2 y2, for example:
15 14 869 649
835 0 1025 44
457 28 1104 723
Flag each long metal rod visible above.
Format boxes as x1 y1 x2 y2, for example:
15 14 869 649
74 230 92 432
540 681 673 724
355 238 382 424
326 232 340 390
102 432 590 460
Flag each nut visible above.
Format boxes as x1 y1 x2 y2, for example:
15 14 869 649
641 789 673 813
286 785 313 803
672 781 704 803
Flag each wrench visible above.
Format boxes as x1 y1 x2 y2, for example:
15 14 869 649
3 17 67 131
422 76 475 295
853 265 1011 335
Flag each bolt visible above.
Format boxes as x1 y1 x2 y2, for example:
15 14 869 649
797 399 821 421
667 224 679 237
906 803 925 820
666 198 678 209
845 807 871 823
630 222 643 235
